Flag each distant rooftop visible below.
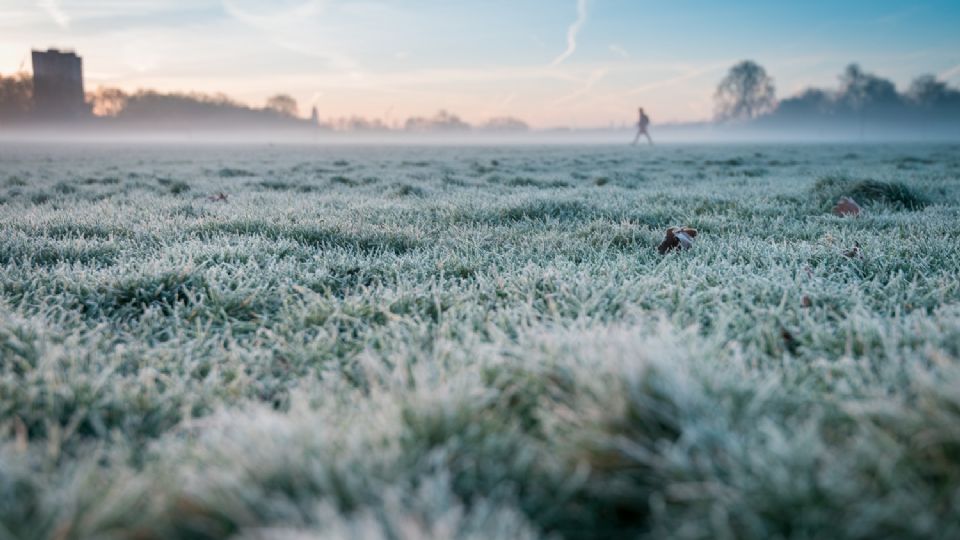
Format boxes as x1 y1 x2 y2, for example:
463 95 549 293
33 48 79 56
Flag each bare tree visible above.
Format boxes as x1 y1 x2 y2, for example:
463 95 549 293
907 74 960 108
0 72 33 121
404 110 470 132
87 87 128 117
837 64 899 109
265 94 299 117
714 61 776 121
481 117 529 132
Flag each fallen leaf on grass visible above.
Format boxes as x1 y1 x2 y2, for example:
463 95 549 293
833 196 861 217
658 227 698 255
843 242 863 259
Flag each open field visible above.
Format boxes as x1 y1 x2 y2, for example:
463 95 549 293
2 143 960 539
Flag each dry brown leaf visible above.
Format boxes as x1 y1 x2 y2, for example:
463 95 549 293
658 226 698 255
843 241 863 259
833 196 861 217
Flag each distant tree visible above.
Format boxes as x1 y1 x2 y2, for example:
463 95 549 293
836 64 899 110
481 117 529 132
404 110 471 132
0 72 33 121
775 88 834 118
907 74 960 108
265 94 299 117
87 87 128 116
332 116 389 132
119 90 247 121
714 62 959 136
714 61 776 121
89 90 308 130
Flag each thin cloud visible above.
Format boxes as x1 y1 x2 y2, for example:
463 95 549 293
939 63 960 82
221 0 358 71
866 6 921 26
615 61 731 98
551 67 608 105
608 44 629 59
551 0 587 66
476 92 518 119
36 0 70 29
221 0 328 31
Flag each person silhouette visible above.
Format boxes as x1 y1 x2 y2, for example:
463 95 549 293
632 107 653 146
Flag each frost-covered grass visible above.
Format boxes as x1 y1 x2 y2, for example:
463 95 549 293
1 143 960 539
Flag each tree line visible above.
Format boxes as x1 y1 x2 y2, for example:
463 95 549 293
4 62 958 134
0 76 529 133
714 60 960 133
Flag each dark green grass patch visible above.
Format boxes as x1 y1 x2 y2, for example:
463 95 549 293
217 167 256 178
192 220 420 254
0 241 119 267
83 175 121 185
501 177 572 189
812 175 929 210
330 175 358 186
390 183 426 197
79 271 208 321
170 182 191 195
257 180 318 192
494 200 595 223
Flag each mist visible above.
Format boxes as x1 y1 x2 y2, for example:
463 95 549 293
2 59 960 144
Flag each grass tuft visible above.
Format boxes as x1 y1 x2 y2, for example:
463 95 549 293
812 175 929 210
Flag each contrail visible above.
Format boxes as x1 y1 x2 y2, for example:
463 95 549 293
614 61 732 98
939 63 960 82
608 44 630 59
551 0 587 66
550 67 608 105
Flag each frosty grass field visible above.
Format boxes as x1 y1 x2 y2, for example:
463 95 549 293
2 142 960 539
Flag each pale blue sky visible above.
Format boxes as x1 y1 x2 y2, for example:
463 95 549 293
2 0 959 126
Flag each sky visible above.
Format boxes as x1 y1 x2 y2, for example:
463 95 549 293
2 0 960 127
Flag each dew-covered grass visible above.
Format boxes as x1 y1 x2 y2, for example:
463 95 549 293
1 143 960 539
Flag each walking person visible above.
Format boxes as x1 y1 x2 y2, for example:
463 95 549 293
632 107 653 146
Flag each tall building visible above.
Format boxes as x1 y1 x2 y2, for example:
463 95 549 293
31 48 88 118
